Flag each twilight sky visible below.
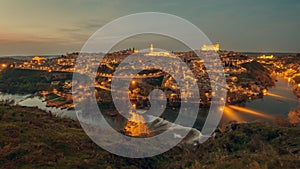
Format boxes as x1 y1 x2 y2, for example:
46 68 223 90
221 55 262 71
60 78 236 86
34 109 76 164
0 0 299 56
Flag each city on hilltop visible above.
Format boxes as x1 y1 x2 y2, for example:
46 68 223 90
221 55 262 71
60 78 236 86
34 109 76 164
1 44 300 125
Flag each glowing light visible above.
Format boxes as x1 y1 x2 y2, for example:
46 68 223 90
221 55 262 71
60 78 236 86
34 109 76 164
201 43 220 51
146 43 172 57
133 48 139 53
227 105 273 119
124 110 150 137
52 88 58 94
132 104 137 109
266 92 295 101
1 64 7 68
131 80 136 85
150 44 154 53
263 89 268 95
32 56 45 63
40 90 49 96
223 106 244 122
258 55 273 59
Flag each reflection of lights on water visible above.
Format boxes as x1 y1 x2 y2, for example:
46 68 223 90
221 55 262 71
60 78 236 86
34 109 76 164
266 92 295 101
222 105 275 123
124 110 150 137
223 106 244 122
227 105 273 120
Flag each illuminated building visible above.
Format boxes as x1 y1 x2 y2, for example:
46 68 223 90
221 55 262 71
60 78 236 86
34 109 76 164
258 55 274 59
150 44 154 53
201 43 220 51
31 56 45 64
133 48 139 53
145 44 173 57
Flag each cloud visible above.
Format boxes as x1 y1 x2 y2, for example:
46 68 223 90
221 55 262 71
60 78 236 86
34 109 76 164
1 0 300 55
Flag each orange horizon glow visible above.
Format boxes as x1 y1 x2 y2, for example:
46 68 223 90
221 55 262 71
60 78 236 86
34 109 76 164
0 32 41 41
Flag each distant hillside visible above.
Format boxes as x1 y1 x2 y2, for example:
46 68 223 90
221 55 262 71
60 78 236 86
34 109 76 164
0 68 72 94
241 60 275 87
0 104 299 168
241 52 297 57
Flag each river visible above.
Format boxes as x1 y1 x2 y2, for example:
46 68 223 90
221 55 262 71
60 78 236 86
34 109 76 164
0 93 76 119
0 93 203 144
223 77 300 123
0 76 299 127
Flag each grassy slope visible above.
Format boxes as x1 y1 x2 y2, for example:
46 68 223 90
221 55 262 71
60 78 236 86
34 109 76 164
0 104 299 169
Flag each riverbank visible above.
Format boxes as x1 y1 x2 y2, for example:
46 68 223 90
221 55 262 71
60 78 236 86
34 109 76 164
0 93 77 119
0 104 299 168
220 76 299 124
0 75 297 129
293 85 300 100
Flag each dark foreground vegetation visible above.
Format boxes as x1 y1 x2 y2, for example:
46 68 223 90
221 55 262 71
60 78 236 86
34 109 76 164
0 104 299 169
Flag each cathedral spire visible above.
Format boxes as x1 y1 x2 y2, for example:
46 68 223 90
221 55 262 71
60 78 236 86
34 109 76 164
150 44 154 53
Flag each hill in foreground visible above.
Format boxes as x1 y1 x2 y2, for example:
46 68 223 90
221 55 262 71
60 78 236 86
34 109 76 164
0 104 299 168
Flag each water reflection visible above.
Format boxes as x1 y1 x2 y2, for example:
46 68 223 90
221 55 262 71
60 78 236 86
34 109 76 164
227 105 273 120
223 106 245 123
0 93 76 119
1 76 299 136
266 92 296 102
124 110 150 137
223 77 300 122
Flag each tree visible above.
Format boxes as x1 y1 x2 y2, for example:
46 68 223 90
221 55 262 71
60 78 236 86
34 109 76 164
288 107 300 125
